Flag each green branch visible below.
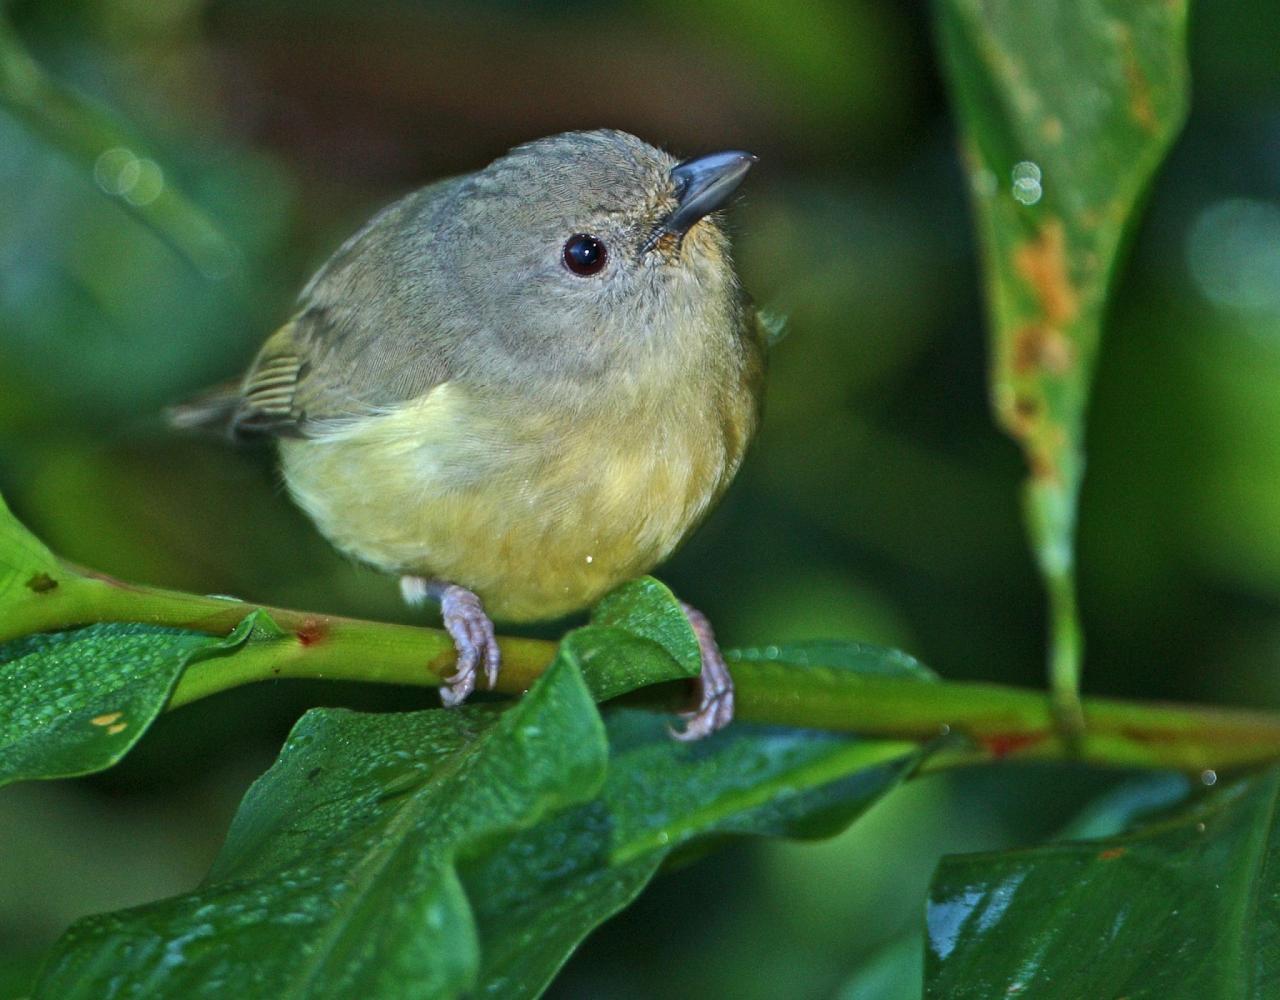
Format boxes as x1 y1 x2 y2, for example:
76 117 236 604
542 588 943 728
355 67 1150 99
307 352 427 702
11 559 1280 776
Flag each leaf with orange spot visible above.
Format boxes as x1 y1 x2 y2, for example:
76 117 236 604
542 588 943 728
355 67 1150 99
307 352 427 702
0 612 277 787
937 0 1190 713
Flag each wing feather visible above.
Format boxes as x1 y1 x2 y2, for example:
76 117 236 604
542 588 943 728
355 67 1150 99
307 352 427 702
229 327 309 438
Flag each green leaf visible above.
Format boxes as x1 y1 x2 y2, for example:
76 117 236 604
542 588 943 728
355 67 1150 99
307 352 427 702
1053 771 1191 841
926 765 1280 998
575 576 702 701
0 489 60 610
32 627 927 1000
0 612 276 788
0 486 99 646
467 713 923 998
32 653 607 1000
729 639 936 681
463 640 935 998
936 0 1190 706
726 640 940 733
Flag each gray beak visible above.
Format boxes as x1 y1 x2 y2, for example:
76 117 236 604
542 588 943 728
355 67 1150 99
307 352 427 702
647 150 756 249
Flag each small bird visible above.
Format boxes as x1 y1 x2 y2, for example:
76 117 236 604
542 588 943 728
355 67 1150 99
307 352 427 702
173 130 764 740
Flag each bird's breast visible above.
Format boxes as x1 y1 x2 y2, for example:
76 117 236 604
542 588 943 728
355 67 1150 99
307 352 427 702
280 376 755 621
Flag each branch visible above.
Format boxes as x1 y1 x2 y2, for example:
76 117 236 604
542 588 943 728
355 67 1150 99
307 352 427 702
9 559 1280 776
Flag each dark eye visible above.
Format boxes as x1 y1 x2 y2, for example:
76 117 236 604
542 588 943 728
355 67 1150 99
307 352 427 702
562 233 607 276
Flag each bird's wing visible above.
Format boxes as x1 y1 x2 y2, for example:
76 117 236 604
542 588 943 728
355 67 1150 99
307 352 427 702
228 317 314 438
173 179 463 440
229 303 454 439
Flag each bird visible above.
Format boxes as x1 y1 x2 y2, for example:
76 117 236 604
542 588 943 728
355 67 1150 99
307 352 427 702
171 129 764 740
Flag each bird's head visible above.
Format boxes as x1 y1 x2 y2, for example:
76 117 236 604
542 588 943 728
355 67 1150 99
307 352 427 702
441 129 756 384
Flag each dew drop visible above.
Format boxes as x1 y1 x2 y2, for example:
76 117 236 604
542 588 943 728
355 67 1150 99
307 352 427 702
1011 161 1043 206
371 763 426 799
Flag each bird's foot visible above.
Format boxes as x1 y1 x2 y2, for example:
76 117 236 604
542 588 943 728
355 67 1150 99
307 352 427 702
670 601 735 742
400 577 500 707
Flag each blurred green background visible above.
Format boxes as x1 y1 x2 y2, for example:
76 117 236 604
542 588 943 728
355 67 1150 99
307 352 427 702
0 0 1276 996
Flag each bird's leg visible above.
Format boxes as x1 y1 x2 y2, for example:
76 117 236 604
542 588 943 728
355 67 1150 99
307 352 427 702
671 601 736 742
400 576 500 707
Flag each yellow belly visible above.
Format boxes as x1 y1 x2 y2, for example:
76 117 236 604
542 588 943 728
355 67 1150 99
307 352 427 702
280 382 750 621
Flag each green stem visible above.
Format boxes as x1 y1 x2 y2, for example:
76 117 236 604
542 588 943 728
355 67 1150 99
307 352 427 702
1024 478 1086 738
1047 565 1085 734
11 561 1280 776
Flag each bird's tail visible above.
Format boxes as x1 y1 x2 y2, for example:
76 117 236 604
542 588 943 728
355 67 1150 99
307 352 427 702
165 381 241 438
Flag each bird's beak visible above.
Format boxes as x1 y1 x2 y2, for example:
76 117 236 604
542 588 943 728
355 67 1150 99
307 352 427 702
648 150 756 249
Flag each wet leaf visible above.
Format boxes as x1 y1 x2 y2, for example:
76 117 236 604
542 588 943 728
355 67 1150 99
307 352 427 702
32 635 928 999
926 765 1280 998
470 716 922 999
0 612 280 788
466 645 931 998
1 486 933 996
33 653 608 1000
936 0 1190 701
573 576 701 701
729 639 936 681
0 476 293 788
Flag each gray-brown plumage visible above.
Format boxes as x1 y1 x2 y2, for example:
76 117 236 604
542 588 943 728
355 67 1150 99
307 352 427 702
173 129 764 739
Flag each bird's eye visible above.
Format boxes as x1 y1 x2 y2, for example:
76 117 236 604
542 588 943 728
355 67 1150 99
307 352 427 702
562 234 607 276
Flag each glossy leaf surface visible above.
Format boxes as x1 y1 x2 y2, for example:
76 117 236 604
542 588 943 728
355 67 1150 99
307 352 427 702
928 766 1280 998
34 653 608 999
0 615 267 787
33 639 928 999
